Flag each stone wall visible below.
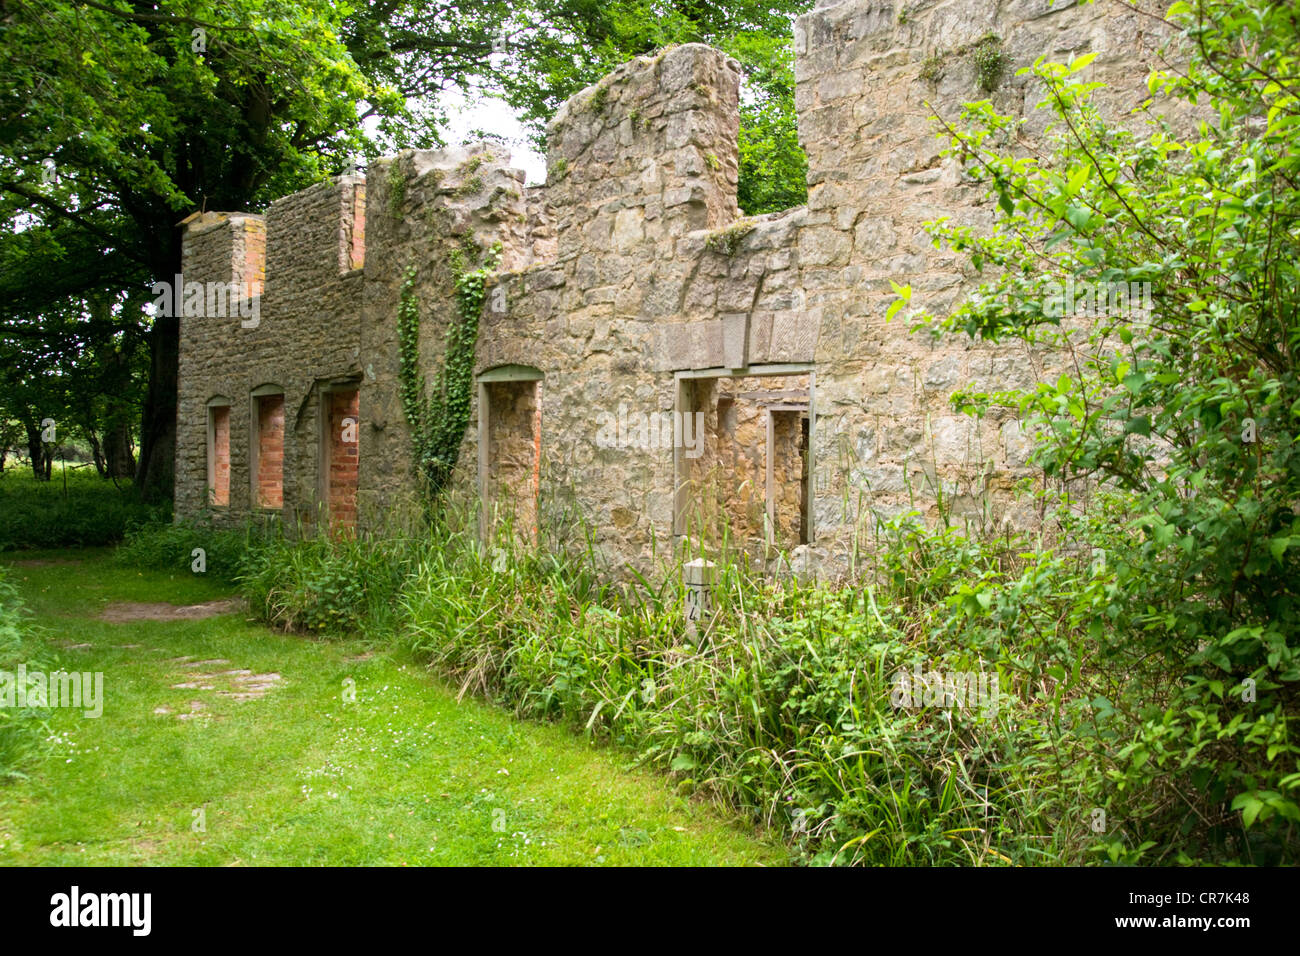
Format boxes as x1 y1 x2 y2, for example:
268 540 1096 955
176 0 1182 579
791 0 1183 574
176 178 366 529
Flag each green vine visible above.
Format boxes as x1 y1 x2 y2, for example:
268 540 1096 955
397 241 503 510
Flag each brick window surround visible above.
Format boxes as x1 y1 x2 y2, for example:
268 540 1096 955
251 388 285 510
323 385 360 531
207 401 231 507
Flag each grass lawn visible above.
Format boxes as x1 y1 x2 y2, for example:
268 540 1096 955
0 548 781 866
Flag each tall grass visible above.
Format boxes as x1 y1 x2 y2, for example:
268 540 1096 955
392 517 1095 866
0 468 162 550
0 566 49 781
112 491 1293 864
239 530 419 637
115 514 271 583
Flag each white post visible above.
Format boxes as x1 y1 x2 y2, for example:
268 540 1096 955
683 558 715 641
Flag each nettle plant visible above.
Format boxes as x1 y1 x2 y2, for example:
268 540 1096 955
398 242 503 510
894 0 1300 862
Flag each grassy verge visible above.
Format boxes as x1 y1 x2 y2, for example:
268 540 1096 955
0 564 48 781
0 549 780 865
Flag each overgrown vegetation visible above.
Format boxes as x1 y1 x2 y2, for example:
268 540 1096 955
0 566 48 781
386 155 409 219
239 531 417 637
970 33 1007 92
392 523 1095 865
704 220 756 256
115 514 271 584
397 242 503 510
890 0 1300 862
919 52 946 85
0 468 160 551
116 515 411 638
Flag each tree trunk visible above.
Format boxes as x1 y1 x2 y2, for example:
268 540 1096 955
87 428 106 477
135 313 178 502
24 419 46 481
104 417 136 479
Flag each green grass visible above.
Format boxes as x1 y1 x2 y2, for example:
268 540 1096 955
0 549 780 866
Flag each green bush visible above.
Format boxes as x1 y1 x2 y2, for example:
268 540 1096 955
115 515 264 583
0 469 161 550
239 531 419 638
889 0 1300 862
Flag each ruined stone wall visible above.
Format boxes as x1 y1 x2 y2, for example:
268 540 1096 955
356 145 532 526
176 178 366 528
793 0 1181 573
177 0 1184 580
471 43 745 567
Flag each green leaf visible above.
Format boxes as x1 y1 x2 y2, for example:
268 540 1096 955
1231 792 1264 828
1070 51 1099 73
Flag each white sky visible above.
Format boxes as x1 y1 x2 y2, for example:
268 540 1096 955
438 90 548 184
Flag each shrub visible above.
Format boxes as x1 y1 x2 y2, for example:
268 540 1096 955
893 0 1300 862
239 531 419 638
0 469 161 550
115 515 268 584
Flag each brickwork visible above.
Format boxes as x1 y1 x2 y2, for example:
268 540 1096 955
209 405 230 507
255 394 285 509
327 388 360 530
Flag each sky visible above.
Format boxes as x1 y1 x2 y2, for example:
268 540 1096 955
439 90 547 185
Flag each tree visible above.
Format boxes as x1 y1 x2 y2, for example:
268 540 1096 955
490 0 813 215
1 0 398 499
901 0 1300 861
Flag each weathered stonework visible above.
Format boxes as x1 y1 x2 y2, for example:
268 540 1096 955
176 0 1182 578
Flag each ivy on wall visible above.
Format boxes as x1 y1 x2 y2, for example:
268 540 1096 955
397 242 503 510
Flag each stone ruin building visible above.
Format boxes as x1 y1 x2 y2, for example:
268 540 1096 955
176 0 1174 579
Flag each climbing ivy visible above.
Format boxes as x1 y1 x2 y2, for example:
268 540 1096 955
397 241 503 510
